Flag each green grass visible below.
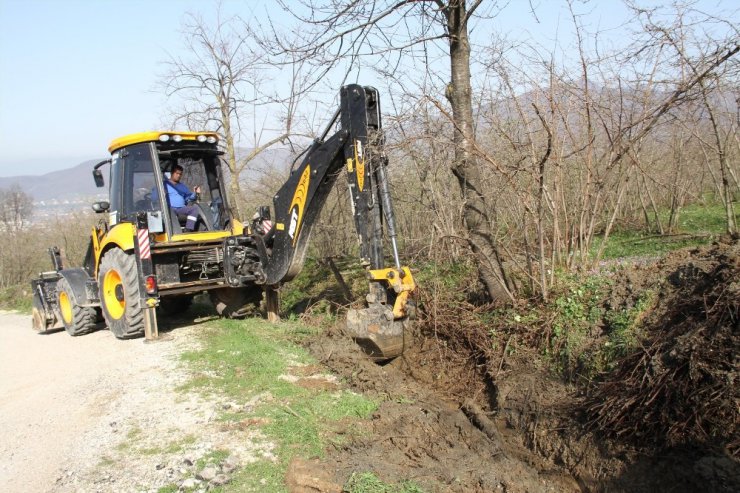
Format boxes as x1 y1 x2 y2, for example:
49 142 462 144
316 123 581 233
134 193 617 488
279 257 366 316
494 269 659 383
140 434 197 456
677 200 736 233
179 317 380 492
598 289 656 368
115 426 142 452
156 485 179 493
598 202 738 259
195 449 231 470
597 231 709 259
345 472 426 493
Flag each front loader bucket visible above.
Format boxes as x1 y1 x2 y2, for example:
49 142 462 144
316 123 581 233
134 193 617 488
31 280 56 332
31 300 50 332
346 303 410 360
31 274 60 333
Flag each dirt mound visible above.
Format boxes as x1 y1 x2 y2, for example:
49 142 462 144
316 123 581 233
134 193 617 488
492 239 740 492
586 239 739 455
296 239 739 492
304 332 579 493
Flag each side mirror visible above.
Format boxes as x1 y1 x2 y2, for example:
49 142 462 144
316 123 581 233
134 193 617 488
93 169 105 188
92 201 110 213
258 205 271 220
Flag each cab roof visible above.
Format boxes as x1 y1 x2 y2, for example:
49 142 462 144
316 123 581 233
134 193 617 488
108 131 220 154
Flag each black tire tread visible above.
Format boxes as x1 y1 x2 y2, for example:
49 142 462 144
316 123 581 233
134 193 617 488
98 248 144 339
57 277 96 336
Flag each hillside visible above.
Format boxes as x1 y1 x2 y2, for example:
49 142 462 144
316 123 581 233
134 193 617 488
0 159 105 202
0 147 295 202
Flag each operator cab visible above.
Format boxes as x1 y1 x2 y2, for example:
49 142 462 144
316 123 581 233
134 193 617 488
98 131 231 238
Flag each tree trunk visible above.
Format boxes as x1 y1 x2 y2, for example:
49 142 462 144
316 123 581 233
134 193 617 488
221 98 243 220
320 256 353 302
445 1 513 303
701 83 738 237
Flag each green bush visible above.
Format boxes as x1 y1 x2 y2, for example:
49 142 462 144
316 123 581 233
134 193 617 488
544 274 606 376
0 284 33 312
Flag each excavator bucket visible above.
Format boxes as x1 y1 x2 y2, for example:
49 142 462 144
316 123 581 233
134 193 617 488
345 267 416 360
346 304 411 360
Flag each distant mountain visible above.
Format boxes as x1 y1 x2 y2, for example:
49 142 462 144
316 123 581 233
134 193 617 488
0 159 105 202
0 146 297 204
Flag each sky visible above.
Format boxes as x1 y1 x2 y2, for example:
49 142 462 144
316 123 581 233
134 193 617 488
0 0 260 176
0 0 735 177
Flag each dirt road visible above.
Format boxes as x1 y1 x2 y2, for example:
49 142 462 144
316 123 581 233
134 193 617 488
0 311 212 492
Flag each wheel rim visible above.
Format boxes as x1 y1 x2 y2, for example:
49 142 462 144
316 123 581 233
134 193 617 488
103 269 125 319
59 290 73 325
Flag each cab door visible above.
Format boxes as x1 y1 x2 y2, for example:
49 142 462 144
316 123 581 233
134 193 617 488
119 143 163 221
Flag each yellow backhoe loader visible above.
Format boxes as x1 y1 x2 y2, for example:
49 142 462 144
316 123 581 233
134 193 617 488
30 84 415 359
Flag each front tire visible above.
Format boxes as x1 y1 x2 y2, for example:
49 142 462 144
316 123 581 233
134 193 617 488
98 248 144 339
57 277 96 336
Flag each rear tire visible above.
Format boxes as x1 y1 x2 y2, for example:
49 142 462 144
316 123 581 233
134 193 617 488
57 277 96 336
210 287 261 318
98 248 144 339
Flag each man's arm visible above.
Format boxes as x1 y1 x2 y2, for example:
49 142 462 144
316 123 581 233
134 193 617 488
169 181 197 202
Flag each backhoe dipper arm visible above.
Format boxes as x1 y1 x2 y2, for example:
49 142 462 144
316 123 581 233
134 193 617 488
262 84 390 284
257 84 415 359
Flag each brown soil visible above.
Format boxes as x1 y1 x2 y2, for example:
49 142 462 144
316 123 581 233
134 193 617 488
296 239 739 493
306 334 580 493
586 240 739 453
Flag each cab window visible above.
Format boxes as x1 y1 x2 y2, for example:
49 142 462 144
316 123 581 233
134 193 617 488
121 143 161 217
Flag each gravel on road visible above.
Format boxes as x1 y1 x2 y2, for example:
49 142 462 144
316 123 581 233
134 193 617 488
0 311 265 492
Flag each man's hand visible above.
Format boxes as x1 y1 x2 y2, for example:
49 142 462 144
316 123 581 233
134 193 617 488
194 185 201 194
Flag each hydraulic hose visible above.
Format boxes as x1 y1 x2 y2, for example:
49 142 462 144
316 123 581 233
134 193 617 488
375 155 401 270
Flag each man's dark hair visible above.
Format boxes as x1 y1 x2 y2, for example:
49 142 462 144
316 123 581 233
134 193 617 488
171 163 184 173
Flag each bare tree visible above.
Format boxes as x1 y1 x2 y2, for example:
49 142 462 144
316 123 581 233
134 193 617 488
626 1 740 237
159 6 307 218
253 0 739 302
0 211 95 291
446 0 740 301
0 184 33 233
694 76 739 237
265 0 515 302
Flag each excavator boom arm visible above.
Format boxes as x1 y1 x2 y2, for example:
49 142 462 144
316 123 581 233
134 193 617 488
257 84 415 359
262 85 388 283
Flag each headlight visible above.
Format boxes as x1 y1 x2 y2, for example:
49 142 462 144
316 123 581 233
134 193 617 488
206 136 217 144
196 135 207 142
172 134 183 142
158 134 170 142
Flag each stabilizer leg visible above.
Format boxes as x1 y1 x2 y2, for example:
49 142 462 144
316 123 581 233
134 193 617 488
144 306 159 340
266 287 280 323
31 276 59 333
